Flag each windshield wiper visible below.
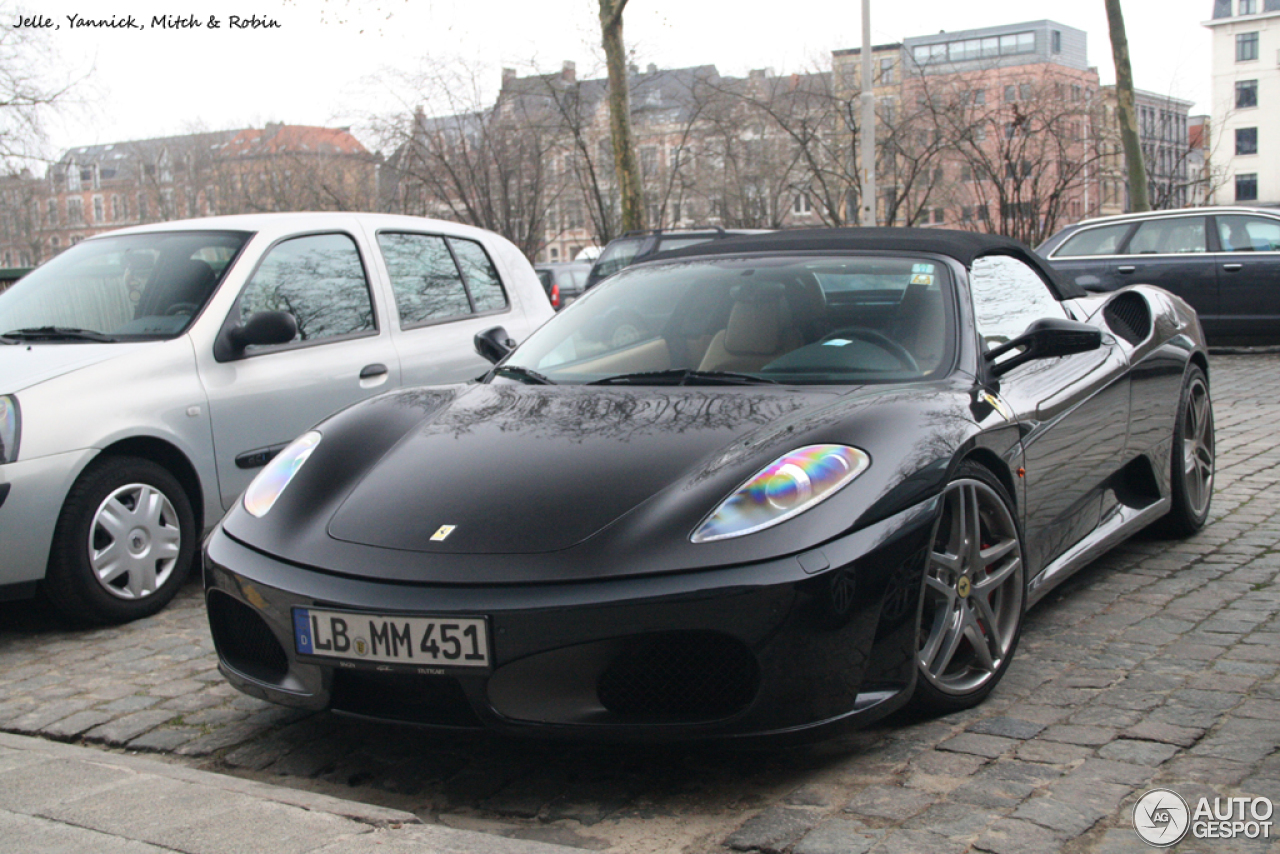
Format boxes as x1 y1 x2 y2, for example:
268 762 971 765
590 369 778 386
492 364 556 385
2 326 119 343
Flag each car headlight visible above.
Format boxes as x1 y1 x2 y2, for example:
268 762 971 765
0 395 18 464
243 431 321 518
692 444 870 543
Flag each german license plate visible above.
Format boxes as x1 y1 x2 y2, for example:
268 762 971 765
293 608 490 669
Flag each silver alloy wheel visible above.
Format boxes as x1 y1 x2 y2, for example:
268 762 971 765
1181 376 1215 519
88 482 182 600
918 477 1024 696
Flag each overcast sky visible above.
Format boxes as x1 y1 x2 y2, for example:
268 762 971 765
26 0 1216 160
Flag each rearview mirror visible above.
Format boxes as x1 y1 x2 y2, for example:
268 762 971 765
986 317 1102 377
475 326 516 364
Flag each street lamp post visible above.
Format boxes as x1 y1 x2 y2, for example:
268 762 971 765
859 0 876 227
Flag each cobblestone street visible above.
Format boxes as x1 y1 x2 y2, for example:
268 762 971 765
2 353 1278 854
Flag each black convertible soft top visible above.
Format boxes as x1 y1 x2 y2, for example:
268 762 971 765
654 227 1086 300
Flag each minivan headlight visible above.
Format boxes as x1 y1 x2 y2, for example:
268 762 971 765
0 395 18 464
243 431 320 518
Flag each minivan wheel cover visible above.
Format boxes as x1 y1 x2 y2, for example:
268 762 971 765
88 483 182 600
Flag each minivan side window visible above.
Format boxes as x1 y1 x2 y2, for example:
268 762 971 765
1125 217 1208 255
1217 215 1280 252
239 233 374 346
1053 223 1132 257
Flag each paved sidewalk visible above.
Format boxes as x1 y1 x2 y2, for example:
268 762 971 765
0 732 576 853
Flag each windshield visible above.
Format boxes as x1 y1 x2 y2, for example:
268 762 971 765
590 237 644 283
0 230 250 341
501 255 955 386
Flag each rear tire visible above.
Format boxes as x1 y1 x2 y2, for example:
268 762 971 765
44 456 196 625
1153 365 1214 538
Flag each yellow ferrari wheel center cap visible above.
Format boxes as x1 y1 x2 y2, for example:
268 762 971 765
956 576 972 598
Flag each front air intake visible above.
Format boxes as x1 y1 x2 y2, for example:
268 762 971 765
206 590 289 683
597 632 759 721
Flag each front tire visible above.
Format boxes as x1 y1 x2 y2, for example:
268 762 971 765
912 462 1025 714
45 456 196 625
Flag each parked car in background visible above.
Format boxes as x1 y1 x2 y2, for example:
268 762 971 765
1038 206 1280 344
205 227 1213 740
0 213 552 624
585 227 770 290
534 261 592 309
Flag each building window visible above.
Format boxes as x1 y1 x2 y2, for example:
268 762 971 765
1240 0 1257 13
1052 30 1062 53
67 197 83 224
932 207 945 224
1236 79 1258 109
879 57 894 84
1236 173 1258 201
1237 32 1259 62
92 195 104 223
793 193 812 215
1237 127 1258 155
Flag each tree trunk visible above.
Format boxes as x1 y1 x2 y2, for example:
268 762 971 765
599 0 645 232
1105 0 1149 212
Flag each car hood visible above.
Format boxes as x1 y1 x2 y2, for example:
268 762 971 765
325 383 833 554
0 341 158 393
223 379 973 584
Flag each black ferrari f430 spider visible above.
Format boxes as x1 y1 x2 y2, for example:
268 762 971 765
205 228 1213 740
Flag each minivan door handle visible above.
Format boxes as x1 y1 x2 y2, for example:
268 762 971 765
359 363 388 379
1117 265 1136 274
1222 263 1244 272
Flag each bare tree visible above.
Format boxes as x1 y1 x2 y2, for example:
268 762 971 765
373 63 563 259
1105 0 1149 212
918 71 1103 245
0 2 85 168
598 0 645 232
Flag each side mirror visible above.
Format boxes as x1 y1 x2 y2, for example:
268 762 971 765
475 326 516 364
986 317 1102 377
220 310 298 358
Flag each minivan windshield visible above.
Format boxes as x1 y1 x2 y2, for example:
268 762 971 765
499 255 955 386
0 231 250 342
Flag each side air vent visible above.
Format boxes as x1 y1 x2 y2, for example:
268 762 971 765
1103 292 1152 346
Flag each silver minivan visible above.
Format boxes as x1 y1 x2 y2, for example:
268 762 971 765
0 213 552 623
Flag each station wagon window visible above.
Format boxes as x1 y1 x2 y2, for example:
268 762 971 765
239 233 374 345
1217 215 1280 251
969 255 1067 349
1125 217 1207 255
1053 223 1132 257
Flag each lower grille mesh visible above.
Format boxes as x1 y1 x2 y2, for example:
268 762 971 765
597 632 759 721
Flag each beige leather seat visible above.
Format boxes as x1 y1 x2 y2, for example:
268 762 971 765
698 283 804 372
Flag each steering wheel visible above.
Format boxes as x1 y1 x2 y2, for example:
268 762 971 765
821 328 919 372
165 302 199 316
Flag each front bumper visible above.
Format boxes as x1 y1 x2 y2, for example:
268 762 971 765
203 496 937 740
0 449 96 591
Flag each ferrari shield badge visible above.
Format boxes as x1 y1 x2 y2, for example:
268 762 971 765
431 525 457 542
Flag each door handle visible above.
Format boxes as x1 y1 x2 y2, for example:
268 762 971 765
1117 265 1136 274
359 363 388 379
1222 263 1243 272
